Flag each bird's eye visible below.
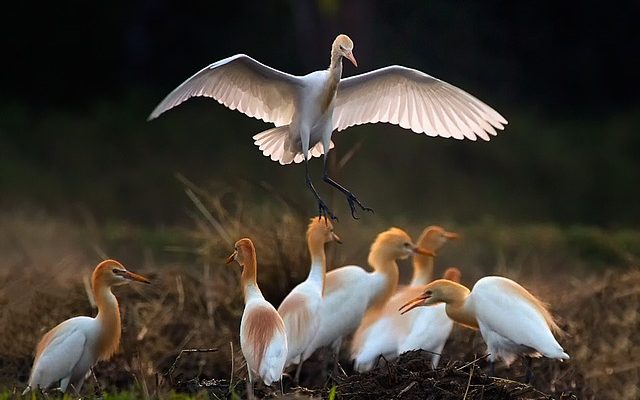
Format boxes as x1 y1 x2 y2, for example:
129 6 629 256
339 45 345 51
404 242 411 247
112 268 120 274
425 290 432 296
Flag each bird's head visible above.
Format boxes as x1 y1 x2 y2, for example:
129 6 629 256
226 238 255 267
399 279 469 314
307 217 342 245
417 226 460 255
442 267 462 283
369 227 434 263
333 34 357 67
92 259 150 288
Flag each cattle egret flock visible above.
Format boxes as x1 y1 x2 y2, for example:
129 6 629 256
22 34 575 397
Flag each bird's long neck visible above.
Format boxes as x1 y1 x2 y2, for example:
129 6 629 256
241 253 263 303
367 252 400 310
444 290 479 330
93 279 122 361
411 253 434 286
329 48 343 81
307 238 327 291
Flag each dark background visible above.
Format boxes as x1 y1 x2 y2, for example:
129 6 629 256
1 0 638 226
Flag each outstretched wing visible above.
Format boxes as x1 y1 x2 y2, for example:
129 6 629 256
149 54 300 126
333 66 507 140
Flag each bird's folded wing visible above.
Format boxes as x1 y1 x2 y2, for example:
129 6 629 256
33 327 86 384
148 54 299 126
333 66 507 141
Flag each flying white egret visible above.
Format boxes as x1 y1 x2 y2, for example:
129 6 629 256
148 34 507 220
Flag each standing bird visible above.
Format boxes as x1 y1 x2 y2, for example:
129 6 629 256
227 238 287 398
23 260 150 394
409 226 460 285
350 226 459 371
148 34 507 220
400 276 569 382
397 267 462 368
302 228 433 370
277 217 341 383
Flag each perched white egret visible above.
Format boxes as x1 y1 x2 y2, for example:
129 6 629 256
148 34 507 220
23 260 150 394
227 238 287 398
302 228 433 370
400 276 569 382
277 217 340 383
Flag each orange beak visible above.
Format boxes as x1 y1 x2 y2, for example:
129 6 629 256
444 231 460 240
332 232 342 244
226 250 238 265
122 270 151 284
413 247 436 256
398 292 429 315
345 51 357 67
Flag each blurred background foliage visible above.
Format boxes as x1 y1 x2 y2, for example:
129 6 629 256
0 0 638 227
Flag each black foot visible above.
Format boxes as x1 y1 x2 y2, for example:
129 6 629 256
489 360 496 377
318 198 338 222
345 192 374 219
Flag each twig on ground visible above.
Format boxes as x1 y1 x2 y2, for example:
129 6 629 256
165 348 219 380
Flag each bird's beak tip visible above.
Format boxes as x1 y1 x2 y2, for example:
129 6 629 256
226 251 237 265
125 271 151 284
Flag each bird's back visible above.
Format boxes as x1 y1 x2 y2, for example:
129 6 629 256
241 300 287 385
303 266 374 359
277 280 322 364
28 316 96 392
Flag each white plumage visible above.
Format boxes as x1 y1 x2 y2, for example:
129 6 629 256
149 34 507 219
277 218 340 382
351 227 459 371
24 260 150 394
227 238 287 396
302 228 433 366
400 276 569 373
470 277 569 366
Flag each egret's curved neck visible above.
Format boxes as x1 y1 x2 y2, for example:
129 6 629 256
241 255 263 302
411 253 434 286
443 290 479 330
307 238 327 290
367 252 400 310
93 279 121 360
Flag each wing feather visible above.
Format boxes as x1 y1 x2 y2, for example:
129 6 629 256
334 66 507 140
149 54 299 126
29 322 88 390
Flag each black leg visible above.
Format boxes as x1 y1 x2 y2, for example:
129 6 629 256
305 160 337 221
489 360 496 377
524 356 534 384
322 158 373 219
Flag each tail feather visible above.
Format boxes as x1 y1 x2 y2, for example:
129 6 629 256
253 126 334 165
